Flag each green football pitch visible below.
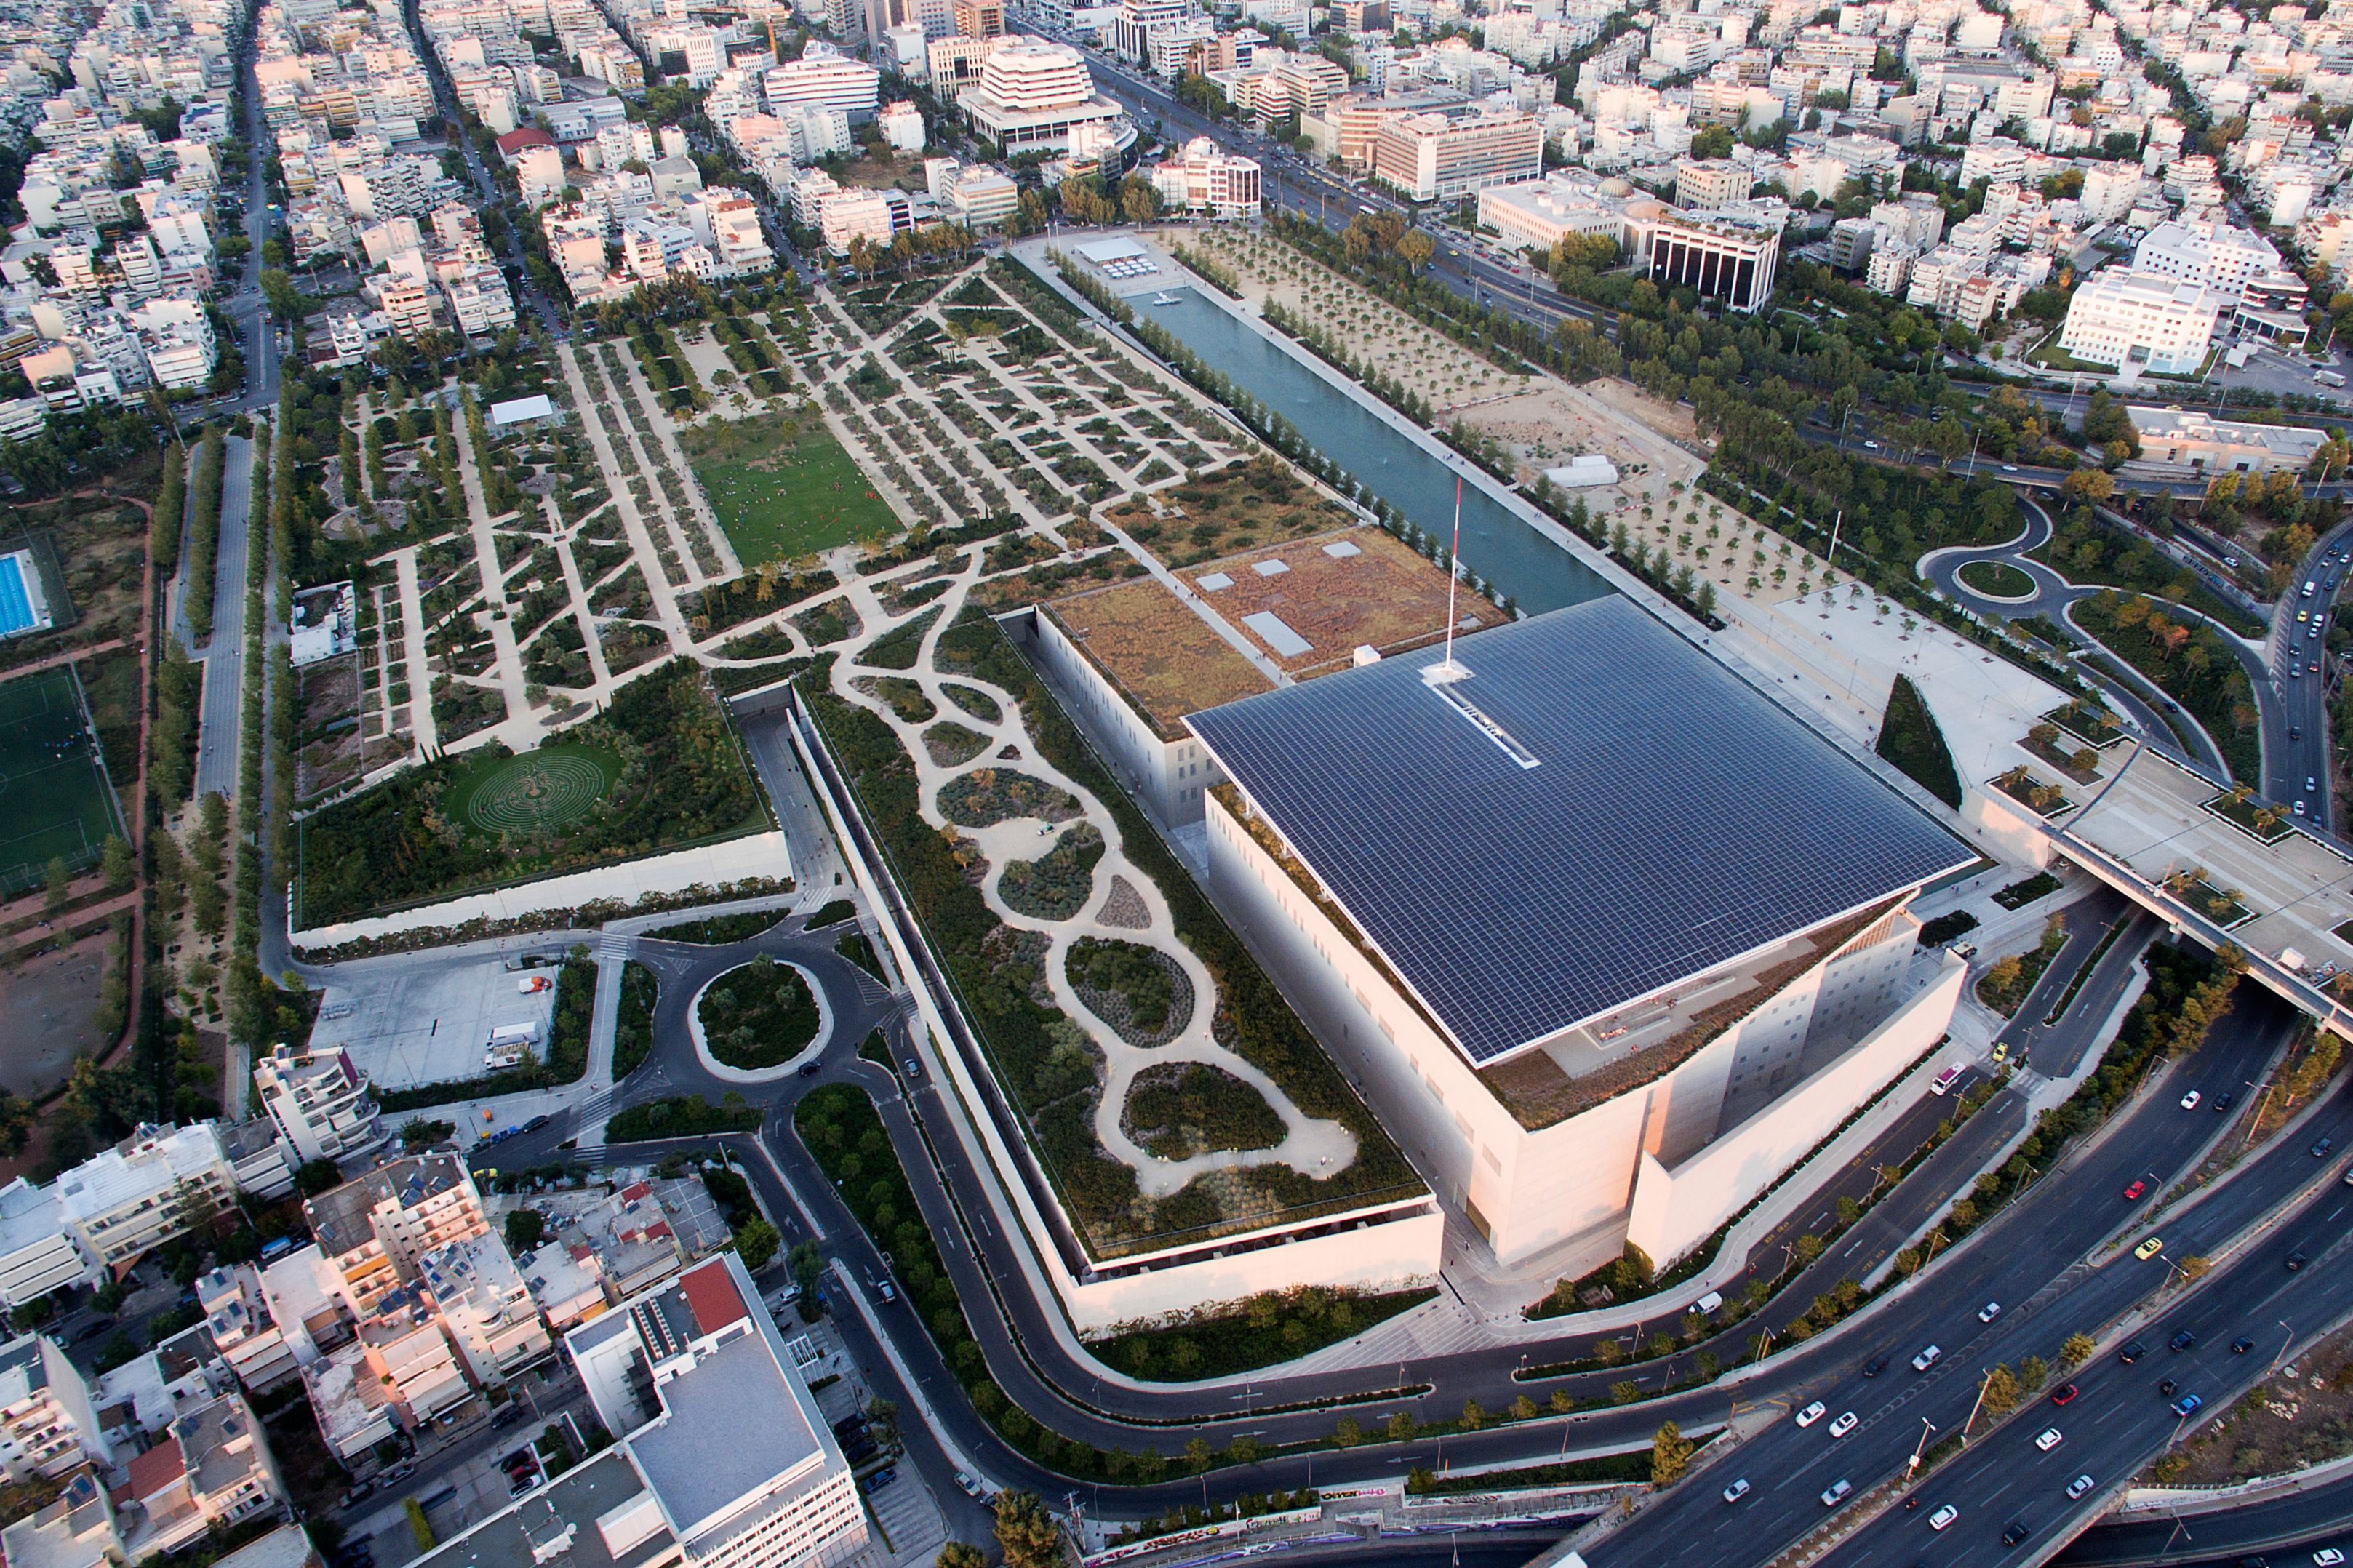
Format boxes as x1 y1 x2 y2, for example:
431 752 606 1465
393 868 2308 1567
0 666 123 896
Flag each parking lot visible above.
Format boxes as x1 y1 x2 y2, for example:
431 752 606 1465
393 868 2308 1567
309 959 558 1091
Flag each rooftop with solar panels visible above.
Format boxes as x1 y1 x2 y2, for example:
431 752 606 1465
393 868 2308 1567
1189 596 1976 1101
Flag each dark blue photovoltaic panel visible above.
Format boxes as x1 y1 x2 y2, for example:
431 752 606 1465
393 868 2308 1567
1187 599 1974 1065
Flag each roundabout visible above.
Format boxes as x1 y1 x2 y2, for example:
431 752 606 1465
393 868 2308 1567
686 956 833 1082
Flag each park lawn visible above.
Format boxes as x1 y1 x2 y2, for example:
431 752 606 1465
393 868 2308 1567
684 415 899 566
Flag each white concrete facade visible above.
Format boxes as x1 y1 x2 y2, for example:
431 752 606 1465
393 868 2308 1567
1201 791 1958 1268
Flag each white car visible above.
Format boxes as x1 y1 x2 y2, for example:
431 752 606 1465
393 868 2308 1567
1821 1479 1852 1508
1930 1505 1959 1531
2069 1475 2098 1500
1912 1345 1943 1372
1979 1302 2003 1323
1829 1411 1858 1438
2313 1551 2345 1567
1796 1401 1828 1427
1722 1478 1750 1504
2181 1089 2202 1110
2035 1428 2064 1452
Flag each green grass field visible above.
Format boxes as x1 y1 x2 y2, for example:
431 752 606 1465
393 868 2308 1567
444 742 621 837
684 415 900 566
0 666 122 895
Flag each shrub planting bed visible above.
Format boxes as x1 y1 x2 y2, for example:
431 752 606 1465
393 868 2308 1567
698 956 821 1068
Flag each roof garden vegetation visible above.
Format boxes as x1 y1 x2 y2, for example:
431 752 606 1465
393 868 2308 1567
799 609 1421 1260
294 663 764 927
999 824 1104 921
2046 700 2123 748
1122 1063 1283 1160
1874 673 1962 809
1991 764 2072 817
2072 591 2261 785
1087 1284 1438 1382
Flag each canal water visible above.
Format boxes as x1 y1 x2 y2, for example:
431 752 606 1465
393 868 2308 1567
1140 287 1615 615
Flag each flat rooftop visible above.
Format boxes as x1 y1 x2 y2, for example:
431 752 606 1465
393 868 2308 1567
1189 598 1975 1066
627 1327 820 1538
1047 525 1503 739
409 1452 674 1568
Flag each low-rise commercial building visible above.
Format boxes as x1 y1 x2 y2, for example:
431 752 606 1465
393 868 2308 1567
2127 405 2328 475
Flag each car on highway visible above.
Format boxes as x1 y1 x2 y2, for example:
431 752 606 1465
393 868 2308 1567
2314 1551 2345 1566
2235 1337 2256 1353
2122 1179 2147 1200
2316 1136 2336 1158
2051 1383 2077 1405
2034 1428 2064 1452
2181 1089 2202 1109
1978 1301 2002 1323
1722 1479 1750 1503
2068 1475 2097 1500
2289 1250 2309 1271
2293 727 2304 740
2217 1090 2236 1111
2299 801 2310 815
902 1059 921 1079
1861 1354 1888 1377
2136 1236 2165 1259
2173 1393 2204 1417
1820 1479 1852 1508
2002 464 2019 472
1913 1345 1943 1372
799 1061 821 1076
1930 1505 1959 1531
1829 1411 1858 1438
2120 1340 2147 1362
2170 1329 2198 1351
2003 1521 2032 1546
1796 1401 1827 1426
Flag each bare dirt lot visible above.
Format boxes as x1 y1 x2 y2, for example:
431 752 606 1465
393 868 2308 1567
0 930 111 1096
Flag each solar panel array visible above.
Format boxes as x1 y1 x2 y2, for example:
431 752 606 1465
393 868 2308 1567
1187 599 1975 1065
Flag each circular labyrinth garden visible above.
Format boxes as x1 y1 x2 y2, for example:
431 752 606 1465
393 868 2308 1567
451 745 619 835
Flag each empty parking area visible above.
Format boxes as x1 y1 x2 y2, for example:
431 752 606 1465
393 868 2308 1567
309 960 558 1090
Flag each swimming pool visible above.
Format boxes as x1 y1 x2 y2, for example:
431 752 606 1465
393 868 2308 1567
0 554 35 638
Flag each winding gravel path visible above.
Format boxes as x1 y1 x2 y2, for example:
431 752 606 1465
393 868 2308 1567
828 551 1358 1197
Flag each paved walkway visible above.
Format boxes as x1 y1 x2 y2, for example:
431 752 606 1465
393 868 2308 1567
392 545 439 757
193 434 253 801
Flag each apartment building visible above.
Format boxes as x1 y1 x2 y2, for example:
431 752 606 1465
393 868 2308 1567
57 1124 279 1274
0 1471 121 1568
303 1153 491 1320
0 1180 93 1308
0 1335 111 1481
1148 137 1262 217
2058 268 2224 374
765 48 882 118
1372 108 1543 200
120 1394 287 1559
193 1266 297 1393
1674 156 1749 210
415 1234 551 1385
253 1046 386 1167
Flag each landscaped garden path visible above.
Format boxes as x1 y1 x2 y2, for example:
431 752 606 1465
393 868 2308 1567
827 551 1359 1194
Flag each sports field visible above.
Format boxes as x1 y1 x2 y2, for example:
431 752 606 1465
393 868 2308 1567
0 666 122 895
683 414 900 566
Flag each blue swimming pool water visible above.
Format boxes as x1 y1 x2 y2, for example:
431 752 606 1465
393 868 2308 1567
0 557 33 637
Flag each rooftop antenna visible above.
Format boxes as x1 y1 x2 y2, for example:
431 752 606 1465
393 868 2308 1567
1431 476 1467 683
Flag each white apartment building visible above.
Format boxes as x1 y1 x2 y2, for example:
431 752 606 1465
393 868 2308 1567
562 1255 866 1568
57 1124 254 1272
1148 137 1261 217
1 1470 120 1568
682 190 773 275
414 1234 551 1385
196 1266 299 1393
764 49 882 119
1372 109 1543 201
253 1045 385 1167
1866 240 1918 295
0 1335 110 1481
962 36 1132 156
445 265 517 336
2059 268 2224 375
0 1180 92 1308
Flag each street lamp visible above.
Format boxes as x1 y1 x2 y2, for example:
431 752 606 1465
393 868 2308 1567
1907 1416 1938 1476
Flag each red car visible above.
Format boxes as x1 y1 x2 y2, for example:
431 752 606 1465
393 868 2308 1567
2122 1180 2147 1201
2050 1383 2078 1407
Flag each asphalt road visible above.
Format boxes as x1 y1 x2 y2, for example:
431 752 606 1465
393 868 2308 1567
192 433 253 801
1814 1113 2353 1568
1583 988 2331 1568
2268 523 2353 836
